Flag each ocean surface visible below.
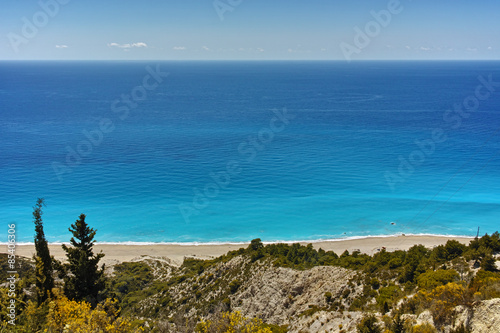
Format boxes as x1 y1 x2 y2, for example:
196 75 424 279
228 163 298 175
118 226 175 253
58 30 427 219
1 61 500 244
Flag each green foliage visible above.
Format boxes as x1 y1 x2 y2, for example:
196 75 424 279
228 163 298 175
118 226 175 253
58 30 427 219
109 261 154 305
32 198 54 304
431 240 467 263
249 238 264 251
183 257 216 276
417 269 459 290
299 305 321 317
61 213 105 307
357 314 382 333
261 323 289 333
411 322 437 333
0 254 34 283
469 269 500 300
480 253 497 272
324 291 333 304
229 279 242 294
469 232 500 252
376 285 401 310
390 313 405 333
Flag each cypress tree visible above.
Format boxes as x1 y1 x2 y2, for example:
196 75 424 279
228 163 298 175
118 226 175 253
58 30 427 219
62 213 105 307
33 198 54 304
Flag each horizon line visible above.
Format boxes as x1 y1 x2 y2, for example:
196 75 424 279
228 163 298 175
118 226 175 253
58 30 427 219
2 59 500 62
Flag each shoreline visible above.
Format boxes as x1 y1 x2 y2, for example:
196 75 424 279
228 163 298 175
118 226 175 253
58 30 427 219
8 235 474 267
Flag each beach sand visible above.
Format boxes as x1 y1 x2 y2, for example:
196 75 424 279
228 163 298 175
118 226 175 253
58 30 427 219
11 235 473 267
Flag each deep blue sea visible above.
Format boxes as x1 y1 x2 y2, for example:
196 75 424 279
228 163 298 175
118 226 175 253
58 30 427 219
1 61 500 243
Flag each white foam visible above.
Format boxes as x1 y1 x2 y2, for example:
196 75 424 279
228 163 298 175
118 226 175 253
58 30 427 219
0 233 475 246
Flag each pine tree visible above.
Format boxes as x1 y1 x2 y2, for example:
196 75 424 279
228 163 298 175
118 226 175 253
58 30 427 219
33 198 54 304
480 252 497 272
62 213 105 307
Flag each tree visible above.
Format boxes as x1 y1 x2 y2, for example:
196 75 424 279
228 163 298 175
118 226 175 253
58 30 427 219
480 252 497 272
33 198 54 304
249 238 264 251
62 214 105 307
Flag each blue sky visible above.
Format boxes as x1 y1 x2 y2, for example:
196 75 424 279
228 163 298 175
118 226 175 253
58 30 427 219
1 0 499 60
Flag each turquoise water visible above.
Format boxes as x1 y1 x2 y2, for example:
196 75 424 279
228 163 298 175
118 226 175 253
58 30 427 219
1 61 500 243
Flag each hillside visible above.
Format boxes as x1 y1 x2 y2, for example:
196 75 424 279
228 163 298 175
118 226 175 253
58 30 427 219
1 234 500 332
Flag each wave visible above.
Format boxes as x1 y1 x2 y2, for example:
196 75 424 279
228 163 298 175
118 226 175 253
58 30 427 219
0 233 474 247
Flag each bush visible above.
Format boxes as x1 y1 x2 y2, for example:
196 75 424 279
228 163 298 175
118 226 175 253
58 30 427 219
417 282 471 329
469 270 500 300
357 314 382 333
412 322 437 333
376 285 401 309
229 279 242 294
417 269 459 290
44 293 141 332
480 253 498 272
325 292 333 304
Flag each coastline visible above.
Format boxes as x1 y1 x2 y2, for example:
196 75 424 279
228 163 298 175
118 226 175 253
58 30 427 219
10 235 474 267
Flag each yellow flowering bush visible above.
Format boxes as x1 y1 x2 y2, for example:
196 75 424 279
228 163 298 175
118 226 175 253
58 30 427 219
417 282 471 329
44 293 141 333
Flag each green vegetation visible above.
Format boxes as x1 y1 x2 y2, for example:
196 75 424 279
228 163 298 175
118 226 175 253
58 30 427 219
32 198 54 304
61 213 105 307
357 314 382 333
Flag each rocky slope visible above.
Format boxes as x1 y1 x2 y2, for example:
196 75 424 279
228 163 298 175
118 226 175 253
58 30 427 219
126 253 499 332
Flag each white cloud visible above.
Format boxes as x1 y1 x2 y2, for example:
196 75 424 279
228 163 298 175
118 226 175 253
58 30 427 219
108 42 148 49
173 46 186 50
487 46 493 50
202 46 210 51
466 47 477 52
55 44 68 49
420 47 431 51
257 48 264 52
405 45 411 50
132 42 147 48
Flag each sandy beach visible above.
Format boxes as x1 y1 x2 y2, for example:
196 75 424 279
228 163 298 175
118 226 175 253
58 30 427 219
10 235 473 267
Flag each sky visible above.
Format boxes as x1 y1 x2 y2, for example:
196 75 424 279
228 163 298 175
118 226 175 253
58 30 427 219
1 0 499 61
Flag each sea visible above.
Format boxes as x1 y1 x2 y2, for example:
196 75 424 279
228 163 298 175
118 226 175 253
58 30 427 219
1 61 500 244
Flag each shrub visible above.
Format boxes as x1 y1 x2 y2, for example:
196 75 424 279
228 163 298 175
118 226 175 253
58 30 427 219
357 314 382 333
418 282 471 329
229 279 242 294
44 293 140 332
417 269 459 290
325 292 333 304
412 322 437 333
